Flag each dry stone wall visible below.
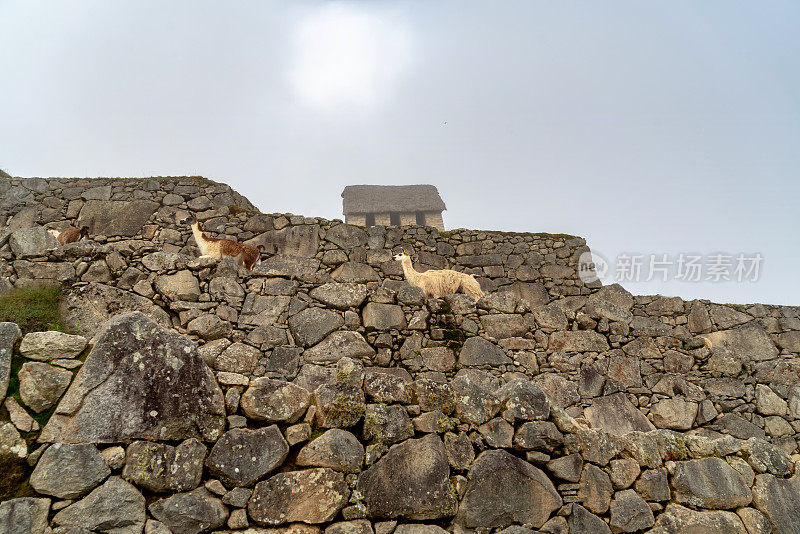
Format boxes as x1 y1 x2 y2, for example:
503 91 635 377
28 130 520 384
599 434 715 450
1 176 800 533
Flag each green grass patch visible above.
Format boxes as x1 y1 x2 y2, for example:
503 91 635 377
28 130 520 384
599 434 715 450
0 285 67 334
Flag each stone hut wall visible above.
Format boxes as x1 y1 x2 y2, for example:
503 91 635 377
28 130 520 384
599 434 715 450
0 176 799 532
345 211 445 231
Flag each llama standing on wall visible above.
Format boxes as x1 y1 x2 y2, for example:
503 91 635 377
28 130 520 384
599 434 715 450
48 226 89 245
394 251 484 299
180 214 262 270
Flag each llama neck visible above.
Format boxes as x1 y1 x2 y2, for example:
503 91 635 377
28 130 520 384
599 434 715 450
191 222 209 254
401 257 422 285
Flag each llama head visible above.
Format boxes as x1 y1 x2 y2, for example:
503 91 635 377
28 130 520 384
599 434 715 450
179 213 198 226
79 226 90 238
393 251 409 262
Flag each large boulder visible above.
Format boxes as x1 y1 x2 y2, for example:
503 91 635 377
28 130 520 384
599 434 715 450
363 404 414 444
608 490 655 532
213 342 260 375
514 421 564 453
303 331 375 364
77 199 159 236
455 449 561 529
252 255 321 280
331 262 381 283
248 225 320 258
459 336 511 366
549 331 609 353
13 260 76 284
141 252 192 271
650 398 698 430
451 373 501 426
188 314 233 341
122 439 206 492
0 323 21 402
206 426 289 487
0 423 28 499
751 473 800 533
362 303 406 330
18 331 87 361
710 305 752 329
240 378 310 423
61 283 171 337
745 437 794 476
480 314 527 339
40 312 225 443
569 504 611 534
8 226 58 258
754 384 788 416
670 457 751 509
583 393 655 435
497 379 550 422
249 468 349 525
239 294 291 328
364 368 413 404
148 487 228 534
583 288 634 323
18 362 72 413
578 464 613 514
326 224 368 249
288 308 343 347
0 497 51 534
309 283 368 310
52 476 146 534
649 503 746 534
30 443 110 499
357 434 457 520
508 282 550 307
702 325 778 362
412 378 456 414
313 382 366 428
154 270 201 301
296 429 364 473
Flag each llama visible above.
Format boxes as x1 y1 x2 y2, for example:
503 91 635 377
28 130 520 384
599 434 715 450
179 214 262 271
48 226 89 245
394 251 484 299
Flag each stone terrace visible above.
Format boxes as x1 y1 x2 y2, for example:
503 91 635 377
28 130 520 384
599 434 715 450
0 176 799 533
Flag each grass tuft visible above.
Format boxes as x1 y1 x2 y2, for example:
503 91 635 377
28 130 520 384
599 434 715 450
0 285 67 334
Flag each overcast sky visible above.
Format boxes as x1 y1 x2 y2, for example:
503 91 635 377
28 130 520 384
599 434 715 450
1 1 798 305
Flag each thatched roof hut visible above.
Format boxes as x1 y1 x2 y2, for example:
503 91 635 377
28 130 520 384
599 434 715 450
341 185 447 230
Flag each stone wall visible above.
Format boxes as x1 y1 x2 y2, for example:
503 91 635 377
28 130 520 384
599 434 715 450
1 176 800 533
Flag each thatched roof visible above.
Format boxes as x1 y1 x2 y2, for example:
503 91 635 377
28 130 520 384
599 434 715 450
342 185 446 215
0 169 11 179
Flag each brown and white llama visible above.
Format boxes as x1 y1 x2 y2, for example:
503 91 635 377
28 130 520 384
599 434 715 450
180 214 263 271
48 226 89 245
394 251 484 299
